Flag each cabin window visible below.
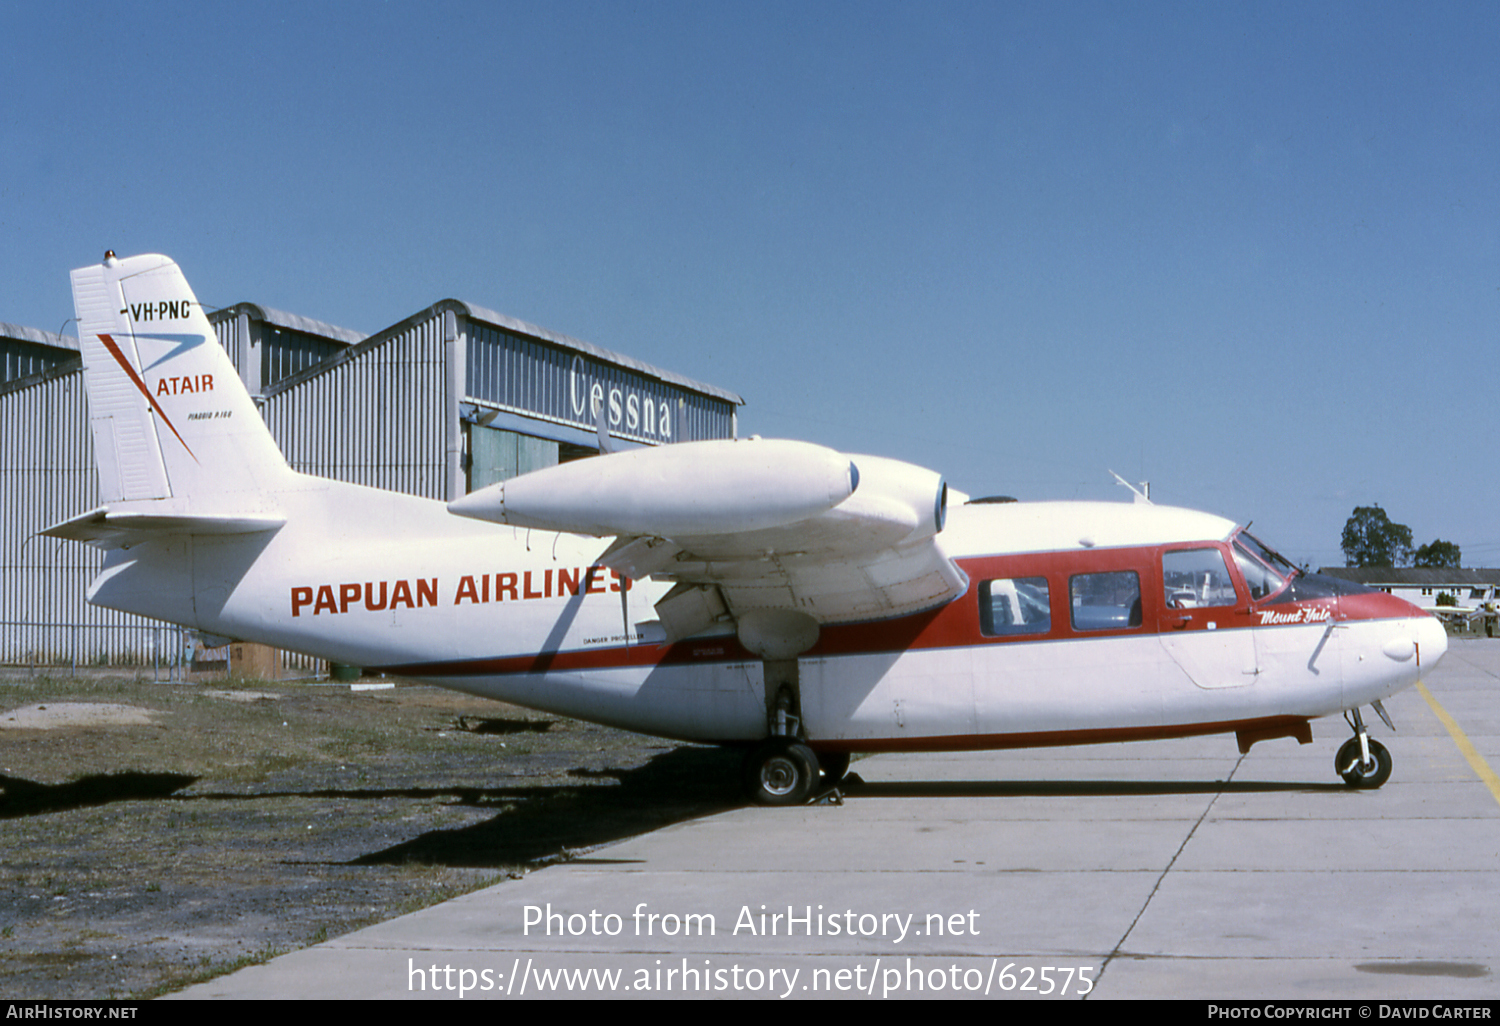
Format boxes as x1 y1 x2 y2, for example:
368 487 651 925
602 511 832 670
979 577 1051 637
1070 571 1142 631
1163 548 1239 608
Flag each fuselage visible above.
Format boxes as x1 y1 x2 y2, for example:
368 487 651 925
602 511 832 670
87 474 1447 754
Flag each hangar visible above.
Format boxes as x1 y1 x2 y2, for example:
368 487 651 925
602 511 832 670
0 293 741 667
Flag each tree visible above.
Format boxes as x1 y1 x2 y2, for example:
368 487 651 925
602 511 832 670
1341 505 1413 567
1413 539 1462 568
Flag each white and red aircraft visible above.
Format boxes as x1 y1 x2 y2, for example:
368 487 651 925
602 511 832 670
47 253 1446 803
1426 587 1498 638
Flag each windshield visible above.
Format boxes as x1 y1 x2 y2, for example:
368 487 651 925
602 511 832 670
1232 531 1296 601
1232 529 1379 604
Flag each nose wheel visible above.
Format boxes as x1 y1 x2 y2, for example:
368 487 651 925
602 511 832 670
1337 706 1393 789
1336 736 1391 788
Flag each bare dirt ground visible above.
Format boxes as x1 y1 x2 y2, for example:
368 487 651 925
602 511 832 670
0 669 743 999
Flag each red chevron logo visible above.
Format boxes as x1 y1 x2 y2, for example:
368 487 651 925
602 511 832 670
96 333 199 464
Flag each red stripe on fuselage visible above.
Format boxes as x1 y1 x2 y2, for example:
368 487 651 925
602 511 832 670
373 544 1433 679
804 714 1313 756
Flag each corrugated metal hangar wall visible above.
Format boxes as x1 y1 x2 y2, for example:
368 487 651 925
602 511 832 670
0 299 740 664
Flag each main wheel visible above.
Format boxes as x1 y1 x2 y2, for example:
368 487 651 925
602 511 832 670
743 739 819 805
816 751 851 786
1336 737 1392 789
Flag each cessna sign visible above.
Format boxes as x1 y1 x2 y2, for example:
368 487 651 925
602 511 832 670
569 355 678 439
463 319 737 446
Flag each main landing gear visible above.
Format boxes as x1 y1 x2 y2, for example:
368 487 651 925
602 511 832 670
741 740 851 805
741 686 851 805
743 737 820 805
1336 703 1394 789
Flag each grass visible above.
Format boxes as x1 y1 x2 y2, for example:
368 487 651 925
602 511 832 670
132 944 290 1000
2 670 708 1001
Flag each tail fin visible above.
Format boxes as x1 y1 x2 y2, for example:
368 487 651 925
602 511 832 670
68 252 291 504
45 253 291 545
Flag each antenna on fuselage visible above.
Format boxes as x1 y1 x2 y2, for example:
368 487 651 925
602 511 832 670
1109 470 1152 504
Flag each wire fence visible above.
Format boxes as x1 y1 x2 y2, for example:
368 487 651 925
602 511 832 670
0 621 193 681
0 622 326 682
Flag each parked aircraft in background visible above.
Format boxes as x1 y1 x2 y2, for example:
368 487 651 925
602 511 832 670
1427 587 1498 637
46 253 1447 803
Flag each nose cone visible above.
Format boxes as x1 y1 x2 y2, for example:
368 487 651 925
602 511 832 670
1338 589 1449 705
1416 612 1449 672
1377 589 1449 672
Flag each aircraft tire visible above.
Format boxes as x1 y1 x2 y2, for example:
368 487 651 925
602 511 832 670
1336 737 1392 789
817 751 851 786
744 739 819 806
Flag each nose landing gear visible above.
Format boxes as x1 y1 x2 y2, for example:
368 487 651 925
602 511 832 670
1337 704 1394 789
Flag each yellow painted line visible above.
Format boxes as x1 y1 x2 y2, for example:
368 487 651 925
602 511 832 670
1416 680 1500 808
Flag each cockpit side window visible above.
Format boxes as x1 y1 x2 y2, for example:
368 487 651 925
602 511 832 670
1163 548 1239 608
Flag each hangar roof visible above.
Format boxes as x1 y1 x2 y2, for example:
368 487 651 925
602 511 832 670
455 299 742 405
257 297 743 406
1319 567 1500 587
5 295 742 406
0 321 78 353
210 304 369 346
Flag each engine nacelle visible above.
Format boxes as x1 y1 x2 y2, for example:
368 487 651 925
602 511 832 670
834 453 948 547
447 437 857 538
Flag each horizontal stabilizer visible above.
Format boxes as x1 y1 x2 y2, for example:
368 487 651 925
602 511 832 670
43 506 285 547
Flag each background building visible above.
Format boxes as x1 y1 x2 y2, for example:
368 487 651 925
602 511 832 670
1 298 740 666
1318 567 1500 609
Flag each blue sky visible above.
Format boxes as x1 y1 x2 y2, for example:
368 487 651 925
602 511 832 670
4 1 1497 568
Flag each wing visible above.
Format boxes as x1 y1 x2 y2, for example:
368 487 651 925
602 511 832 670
447 438 967 645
